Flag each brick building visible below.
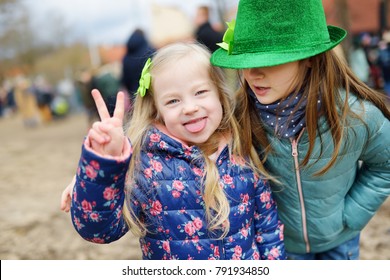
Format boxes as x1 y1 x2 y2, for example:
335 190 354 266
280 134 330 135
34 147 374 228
323 0 389 35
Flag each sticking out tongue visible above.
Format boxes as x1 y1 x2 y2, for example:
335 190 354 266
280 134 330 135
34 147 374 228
184 118 207 133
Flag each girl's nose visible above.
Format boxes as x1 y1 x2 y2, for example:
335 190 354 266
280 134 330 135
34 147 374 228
248 68 265 79
182 103 199 114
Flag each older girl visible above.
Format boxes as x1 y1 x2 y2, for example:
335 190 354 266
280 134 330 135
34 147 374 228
211 0 390 259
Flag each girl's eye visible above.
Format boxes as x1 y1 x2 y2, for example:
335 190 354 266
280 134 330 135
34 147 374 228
195 90 208 96
166 99 179 105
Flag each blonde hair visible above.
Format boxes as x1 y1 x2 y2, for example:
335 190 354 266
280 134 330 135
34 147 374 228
237 48 390 176
123 42 273 238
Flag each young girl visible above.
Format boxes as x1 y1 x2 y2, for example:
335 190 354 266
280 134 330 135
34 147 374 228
211 0 390 260
65 42 285 260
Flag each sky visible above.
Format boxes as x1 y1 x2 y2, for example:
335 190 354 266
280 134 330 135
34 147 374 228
21 0 238 46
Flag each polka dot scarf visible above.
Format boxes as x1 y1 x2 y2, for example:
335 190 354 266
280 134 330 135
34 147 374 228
249 89 314 139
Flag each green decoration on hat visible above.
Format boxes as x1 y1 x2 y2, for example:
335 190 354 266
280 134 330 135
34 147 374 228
216 19 236 54
137 58 152 97
211 0 347 69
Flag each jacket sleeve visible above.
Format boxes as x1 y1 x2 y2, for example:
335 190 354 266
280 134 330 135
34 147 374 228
254 178 286 260
344 106 390 230
70 140 131 244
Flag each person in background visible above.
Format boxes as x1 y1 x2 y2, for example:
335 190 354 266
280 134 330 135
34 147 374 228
377 29 390 100
194 5 223 53
13 76 40 128
90 63 121 117
349 35 370 85
211 0 390 260
361 32 383 90
61 42 285 260
32 75 54 123
120 29 155 106
75 68 99 128
0 83 6 117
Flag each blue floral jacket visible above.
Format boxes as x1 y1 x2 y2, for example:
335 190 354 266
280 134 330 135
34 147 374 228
71 127 285 260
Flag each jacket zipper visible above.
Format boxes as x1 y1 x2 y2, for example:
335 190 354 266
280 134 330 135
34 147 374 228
218 240 226 259
290 129 310 253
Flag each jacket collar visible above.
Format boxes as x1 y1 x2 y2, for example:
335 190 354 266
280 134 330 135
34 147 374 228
143 126 229 164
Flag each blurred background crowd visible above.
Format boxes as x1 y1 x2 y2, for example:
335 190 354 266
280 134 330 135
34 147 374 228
0 0 389 128
0 0 389 260
0 0 234 128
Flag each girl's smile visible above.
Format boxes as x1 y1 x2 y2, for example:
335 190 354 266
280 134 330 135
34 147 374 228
183 117 208 133
154 54 223 145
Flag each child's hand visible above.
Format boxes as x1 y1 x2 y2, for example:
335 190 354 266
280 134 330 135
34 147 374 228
88 89 126 157
60 175 76 213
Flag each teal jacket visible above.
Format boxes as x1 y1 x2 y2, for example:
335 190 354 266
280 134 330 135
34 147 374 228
262 94 390 254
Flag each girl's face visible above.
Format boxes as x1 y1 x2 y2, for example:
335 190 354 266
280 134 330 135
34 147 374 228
242 61 301 104
153 55 223 145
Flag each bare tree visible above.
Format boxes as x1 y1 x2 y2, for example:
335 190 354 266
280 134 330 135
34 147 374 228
0 0 35 81
0 0 72 83
0 0 29 59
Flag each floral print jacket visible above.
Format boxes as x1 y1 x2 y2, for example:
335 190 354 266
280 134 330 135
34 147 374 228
71 127 285 260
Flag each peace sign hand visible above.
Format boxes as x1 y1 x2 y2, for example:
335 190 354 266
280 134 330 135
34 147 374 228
88 89 126 157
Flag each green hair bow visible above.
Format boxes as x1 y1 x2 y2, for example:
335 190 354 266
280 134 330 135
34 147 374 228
217 19 235 54
137 58 152 97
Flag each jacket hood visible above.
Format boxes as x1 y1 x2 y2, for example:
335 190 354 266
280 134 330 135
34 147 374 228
126 30 148 53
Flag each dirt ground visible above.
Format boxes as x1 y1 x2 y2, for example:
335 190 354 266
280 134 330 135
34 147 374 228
0 112 389 260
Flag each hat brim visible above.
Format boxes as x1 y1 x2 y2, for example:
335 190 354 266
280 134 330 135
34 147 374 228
211 26 347 69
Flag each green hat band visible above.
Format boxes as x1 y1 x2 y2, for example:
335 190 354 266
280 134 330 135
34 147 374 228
232 34 331 54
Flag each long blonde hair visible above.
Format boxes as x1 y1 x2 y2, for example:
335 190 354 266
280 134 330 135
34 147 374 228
123 42 273 238
236 48 390 176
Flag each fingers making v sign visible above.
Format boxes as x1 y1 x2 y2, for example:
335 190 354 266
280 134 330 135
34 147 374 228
88 89 126 157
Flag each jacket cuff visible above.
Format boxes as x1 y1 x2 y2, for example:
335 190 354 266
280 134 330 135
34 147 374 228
76 138 131 185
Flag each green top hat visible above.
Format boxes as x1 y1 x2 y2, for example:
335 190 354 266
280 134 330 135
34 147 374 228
211 0 347 69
